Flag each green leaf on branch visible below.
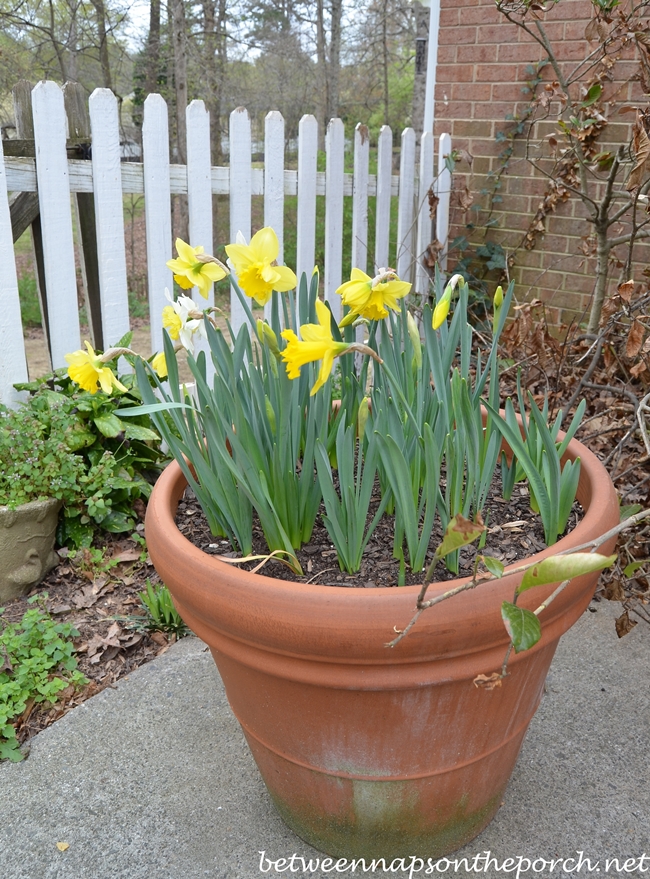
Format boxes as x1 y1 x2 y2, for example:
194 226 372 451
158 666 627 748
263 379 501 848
517 552 616 594
620 504 642 521
623 559 648 577
501 602 542 653
580 82 602 107
435 514 486 560
481 555 505 578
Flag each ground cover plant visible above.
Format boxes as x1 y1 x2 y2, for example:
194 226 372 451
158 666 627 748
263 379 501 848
0 595 88 761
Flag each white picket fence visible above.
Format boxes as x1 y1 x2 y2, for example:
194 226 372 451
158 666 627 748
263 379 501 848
0 81 452 406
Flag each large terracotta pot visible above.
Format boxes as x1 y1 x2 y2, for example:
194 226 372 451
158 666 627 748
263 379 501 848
145 436 618 860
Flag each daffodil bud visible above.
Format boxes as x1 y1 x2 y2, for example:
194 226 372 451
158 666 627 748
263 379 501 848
407 312 423 369
432 289 452 330
493 286 504 309
265 396 276 433
358 396 370 443
257 320 281 358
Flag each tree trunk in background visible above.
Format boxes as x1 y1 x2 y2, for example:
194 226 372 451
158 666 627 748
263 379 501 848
171 0 189 240
316 0 342 145
202 0 227 165
145 0 161 95
315 0 327 144
91 0 113 90
381 0 389 125
68 11 78 81
328 0 342 123
412 1 429 146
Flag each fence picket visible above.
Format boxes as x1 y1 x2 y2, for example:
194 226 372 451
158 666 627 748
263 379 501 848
89 88 130 349
31 81 81 368
375 125 393 273
186 101 214 304
324 118 344 321
296 115 318 286
0 140 28 405
396 127 416 283
143 94 173 355
415 131 435 297
229 107 251 334
264 111 285 322
352 124 370 277
186 100 214 371
436 133 452 272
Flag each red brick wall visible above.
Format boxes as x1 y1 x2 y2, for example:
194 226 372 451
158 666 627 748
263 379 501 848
433 0 647 330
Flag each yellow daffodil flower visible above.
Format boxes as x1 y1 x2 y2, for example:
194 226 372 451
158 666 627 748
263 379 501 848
166 239 228 299
161 289 206 355
65 341 127 395
493 285 504 309
151 352 168 378
337 268 411 326
281 299 350 395
225 227 297 306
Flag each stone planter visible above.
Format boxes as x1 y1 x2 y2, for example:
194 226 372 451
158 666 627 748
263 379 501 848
0 498 61 603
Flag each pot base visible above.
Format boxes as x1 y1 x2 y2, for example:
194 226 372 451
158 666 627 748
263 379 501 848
246 731 511 860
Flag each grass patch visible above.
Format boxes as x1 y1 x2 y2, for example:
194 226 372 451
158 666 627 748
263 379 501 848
18 276 41 327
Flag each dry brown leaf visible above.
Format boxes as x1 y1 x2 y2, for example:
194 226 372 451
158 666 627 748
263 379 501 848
584 17 600 42
599 296 619 327
603 579 626 601
626 113 650 191
0 646 13 674
110 548 142 563
149 631 169 646
473 673 503 690
72 586 99 609
457 185 473 212
626 320 645 358
425 240 444 267
630 360 649 378
615 610 637 637
427 187 439 219
617 279 635 302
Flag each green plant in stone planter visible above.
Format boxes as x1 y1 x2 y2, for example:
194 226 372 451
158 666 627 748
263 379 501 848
0 404 85 602
12 331 168 548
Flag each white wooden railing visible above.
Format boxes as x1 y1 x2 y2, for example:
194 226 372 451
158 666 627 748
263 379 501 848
0 80 452 406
